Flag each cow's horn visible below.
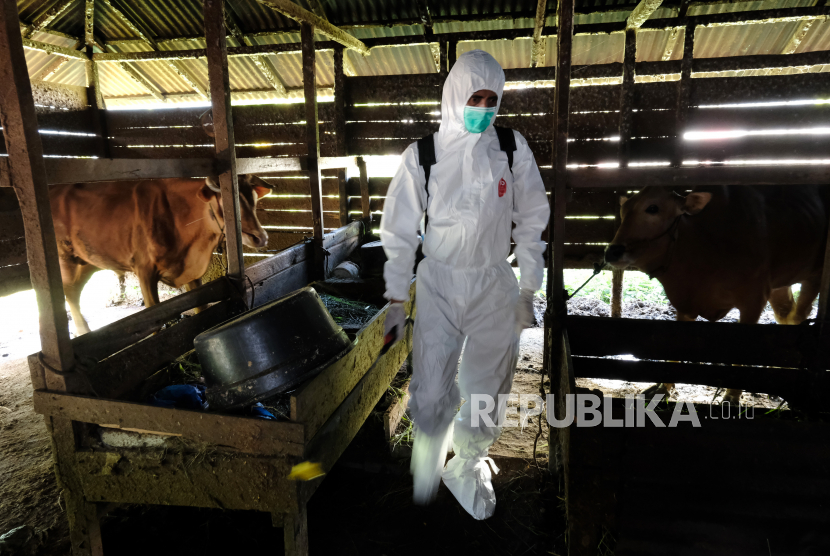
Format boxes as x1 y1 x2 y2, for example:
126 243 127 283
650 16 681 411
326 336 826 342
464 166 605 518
205 176 221 192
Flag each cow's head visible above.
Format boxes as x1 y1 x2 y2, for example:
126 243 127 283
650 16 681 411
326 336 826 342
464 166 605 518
199 175 272 248
604 186 712 269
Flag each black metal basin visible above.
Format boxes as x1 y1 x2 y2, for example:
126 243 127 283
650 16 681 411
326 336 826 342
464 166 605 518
194 287 353 410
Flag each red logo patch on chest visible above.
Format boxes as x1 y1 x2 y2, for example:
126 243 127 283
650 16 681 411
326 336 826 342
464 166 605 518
498 178 507 198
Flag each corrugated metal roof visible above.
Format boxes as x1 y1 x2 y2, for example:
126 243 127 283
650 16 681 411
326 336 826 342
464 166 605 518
347 44 438 76
18 0 83 35
95 1 146 41
687 0 814 17
15 0 830 108
23 30 87 87
797 18 830 53
428 0 551 20
636 28 683 62
697 20 806 57
459 37 533 69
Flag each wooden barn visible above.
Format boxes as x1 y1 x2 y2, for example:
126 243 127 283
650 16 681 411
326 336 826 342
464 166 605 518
0 0 829 554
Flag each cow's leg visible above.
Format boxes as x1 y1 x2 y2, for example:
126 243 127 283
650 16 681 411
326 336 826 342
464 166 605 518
182 279 207 314
116 271 127 301
61 260 98 336
769 286 796 324
136 268 161 308
791 279 820 324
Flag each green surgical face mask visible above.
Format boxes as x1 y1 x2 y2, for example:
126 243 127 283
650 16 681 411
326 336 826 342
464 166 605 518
463 106 496 134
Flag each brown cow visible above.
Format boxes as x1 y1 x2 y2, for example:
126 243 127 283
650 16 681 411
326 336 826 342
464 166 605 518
51 175 271 335
604 185 828 404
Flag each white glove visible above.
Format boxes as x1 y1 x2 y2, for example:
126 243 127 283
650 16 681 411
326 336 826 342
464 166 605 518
383 303 406 347
515 288 535 335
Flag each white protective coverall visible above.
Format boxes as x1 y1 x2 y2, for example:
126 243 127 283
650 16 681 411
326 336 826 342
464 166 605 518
380 50 550 520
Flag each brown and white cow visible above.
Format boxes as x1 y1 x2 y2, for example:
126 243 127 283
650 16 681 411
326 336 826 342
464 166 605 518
50 175 271 335
604 185 828 404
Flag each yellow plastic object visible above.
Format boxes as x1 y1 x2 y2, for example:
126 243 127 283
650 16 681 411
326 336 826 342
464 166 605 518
288 461 325 481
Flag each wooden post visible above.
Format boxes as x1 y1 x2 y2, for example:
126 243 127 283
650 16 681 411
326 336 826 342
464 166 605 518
530 0 547 68
817 223 830 341
617 29 636 167
611 197 625 319
0 0 73 376
439 37 449 77
282 508 309 556
84 0 108 158
332 45 350 230
332 45 347 157
2 3 103 554
546 0 574 473
672 22 695 168
338 168 349 227
203 0 245 279
612 28 636 319
302 23 326 279
356 156 370 229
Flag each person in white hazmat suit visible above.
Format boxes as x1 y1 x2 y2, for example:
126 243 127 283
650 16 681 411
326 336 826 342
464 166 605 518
379 50 550 520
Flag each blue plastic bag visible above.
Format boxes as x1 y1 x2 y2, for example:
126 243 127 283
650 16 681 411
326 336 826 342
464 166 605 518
250 402 276 420
148 384 208 410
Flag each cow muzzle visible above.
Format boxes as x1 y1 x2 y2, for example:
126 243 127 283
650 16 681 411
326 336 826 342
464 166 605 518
604 244 626 265
242 229 268 248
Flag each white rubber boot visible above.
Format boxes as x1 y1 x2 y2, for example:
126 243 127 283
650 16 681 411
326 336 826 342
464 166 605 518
442 455 500 520
410 422 454 505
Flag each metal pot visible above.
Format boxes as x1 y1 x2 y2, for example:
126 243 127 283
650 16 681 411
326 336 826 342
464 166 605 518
194 287 353 410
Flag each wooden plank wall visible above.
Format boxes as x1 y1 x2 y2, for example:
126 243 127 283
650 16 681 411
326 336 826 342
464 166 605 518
338 69 830 268
0 81 100 297
6 65 829 298
106 103 337 159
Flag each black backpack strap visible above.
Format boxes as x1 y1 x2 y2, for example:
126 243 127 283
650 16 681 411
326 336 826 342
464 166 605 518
417 134 436 235
493 125 516 174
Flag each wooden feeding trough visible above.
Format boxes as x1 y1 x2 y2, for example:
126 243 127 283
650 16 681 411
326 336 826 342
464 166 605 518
30 261 415 555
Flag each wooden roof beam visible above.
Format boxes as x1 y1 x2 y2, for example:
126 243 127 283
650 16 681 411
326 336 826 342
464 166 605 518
530 0 547 68
412 0 440 72
295 0 359 77
22 37 89 60
38 39 82 80
781 17 815 54
105 43 167 102
414 0 435 34
660 26 681 61
21 0 75 38
255 0 370 55
627 0 665 29
100 0 208 99
224 4 288 95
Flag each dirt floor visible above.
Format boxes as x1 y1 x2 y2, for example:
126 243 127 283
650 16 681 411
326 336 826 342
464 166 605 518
0 357 69 555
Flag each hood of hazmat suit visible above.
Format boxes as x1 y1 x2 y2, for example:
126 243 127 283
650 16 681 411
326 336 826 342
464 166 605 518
380 50 550 521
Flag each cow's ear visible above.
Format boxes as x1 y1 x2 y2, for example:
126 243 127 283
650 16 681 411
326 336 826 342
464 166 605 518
253 184 272 200
683 192 712 215
197 186 215 203
619 195 628 207
199 176 221 202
